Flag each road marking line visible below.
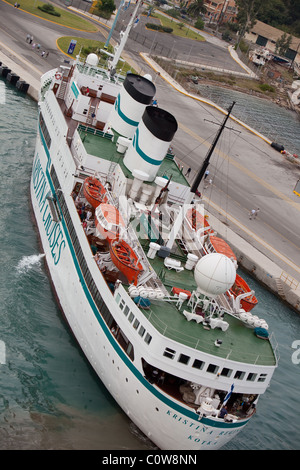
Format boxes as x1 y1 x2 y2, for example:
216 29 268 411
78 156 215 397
179 121 300 211
204 197 300 275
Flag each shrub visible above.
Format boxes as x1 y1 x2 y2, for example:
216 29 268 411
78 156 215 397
259 83 275 93
146 23 173 33
166 8 180 18
222 30 232 42
194 18 204 30
38 3 61 16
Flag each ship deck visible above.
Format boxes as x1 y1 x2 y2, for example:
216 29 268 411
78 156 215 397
77 125 188 186
73 123 276 367
132 241 277 367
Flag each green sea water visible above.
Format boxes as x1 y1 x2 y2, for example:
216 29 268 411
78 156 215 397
0 78 299 450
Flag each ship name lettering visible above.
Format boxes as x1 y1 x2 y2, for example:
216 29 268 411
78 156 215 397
188 435 217 446
33 155 66 265
166 410 206 430
102 455 136 467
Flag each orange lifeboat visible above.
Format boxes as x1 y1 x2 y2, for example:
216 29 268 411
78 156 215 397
83 176 108 209
206 235 237 263
95 203 125 242
228 274 258 312
110 240 143 285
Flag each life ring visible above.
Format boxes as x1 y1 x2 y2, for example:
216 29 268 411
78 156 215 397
55 72 62 80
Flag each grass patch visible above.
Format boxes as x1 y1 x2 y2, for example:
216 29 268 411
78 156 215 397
57 36 136 74
153 13 205 41
6 0 98 31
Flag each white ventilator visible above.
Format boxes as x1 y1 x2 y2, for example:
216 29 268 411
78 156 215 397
109 73 156 139
124 106 178 182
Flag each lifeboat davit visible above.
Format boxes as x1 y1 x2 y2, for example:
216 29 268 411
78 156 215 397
95 203 125 242
228 274 258 312
83 176 108 209
186 207 211 234
110 240 144 285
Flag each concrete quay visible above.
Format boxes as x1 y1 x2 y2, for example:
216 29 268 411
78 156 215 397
1 40 299 314
0 40 40 101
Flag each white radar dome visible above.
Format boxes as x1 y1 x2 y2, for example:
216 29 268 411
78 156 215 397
194 253 236 297
86 53 99 66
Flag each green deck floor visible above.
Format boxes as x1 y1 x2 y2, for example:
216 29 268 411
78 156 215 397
78 128 189 186
138 249 277 366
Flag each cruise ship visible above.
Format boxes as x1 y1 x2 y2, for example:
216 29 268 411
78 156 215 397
30 2 278 450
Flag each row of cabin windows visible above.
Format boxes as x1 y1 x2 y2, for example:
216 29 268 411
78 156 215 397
115 294 152 346
49 168 135 361
163 347 268 383
39 112 52 149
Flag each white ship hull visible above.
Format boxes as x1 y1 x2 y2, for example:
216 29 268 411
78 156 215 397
30 134 250 450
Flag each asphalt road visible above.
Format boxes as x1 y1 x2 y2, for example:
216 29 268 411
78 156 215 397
1 1 300 283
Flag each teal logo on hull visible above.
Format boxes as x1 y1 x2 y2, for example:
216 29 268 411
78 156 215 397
32 155 66 265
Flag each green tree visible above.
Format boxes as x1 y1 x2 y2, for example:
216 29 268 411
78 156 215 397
187 0 206 19
235 0 271 45
275 32 293 55
96 0 116 15
257 0 289 27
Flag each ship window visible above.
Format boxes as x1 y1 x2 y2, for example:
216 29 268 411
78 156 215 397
234 370 245 380
94 293 104 311
115 293 120 304
178 354 190 365
118 330 134 361
123 305 129 316
207 363 219 374
144 333 152 345
39 112 52 149
138 326 145 337
192 359 204 370
128 312 134 323
133 319 140 330
126 343 134 361
163 348 176 359
102 304 111 322
246 373 257 382
119 299 125 310
258 373 267 382
220 367 233 378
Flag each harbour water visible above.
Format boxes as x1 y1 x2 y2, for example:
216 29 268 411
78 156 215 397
196 83 300 156
0 78 300 450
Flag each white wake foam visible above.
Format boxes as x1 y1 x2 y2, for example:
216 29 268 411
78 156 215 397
16 253 45 274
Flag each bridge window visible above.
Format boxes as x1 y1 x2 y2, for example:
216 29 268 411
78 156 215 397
234 370 245 380
163 347 176 359
246 372 257 382
207 363 219 374
178 354 190 365
220 367 233 378
192 359 204 370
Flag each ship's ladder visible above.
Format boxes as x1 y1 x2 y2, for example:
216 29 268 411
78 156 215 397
106 161 117 183
57 80 67 100
177 238 189 255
